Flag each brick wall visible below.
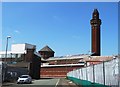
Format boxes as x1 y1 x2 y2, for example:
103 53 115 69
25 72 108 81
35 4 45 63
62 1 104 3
40 65 83 78
25 49 35 62
39 51 54 59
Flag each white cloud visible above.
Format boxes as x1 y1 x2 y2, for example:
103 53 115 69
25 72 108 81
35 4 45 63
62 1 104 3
14 30 20 34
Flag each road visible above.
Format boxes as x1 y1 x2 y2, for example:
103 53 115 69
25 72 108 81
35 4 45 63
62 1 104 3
2 78 79 87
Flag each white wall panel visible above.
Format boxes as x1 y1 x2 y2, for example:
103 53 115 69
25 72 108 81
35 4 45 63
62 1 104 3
87 66 93 82
67 58 119 86
82 68 87 80
94 63 104 84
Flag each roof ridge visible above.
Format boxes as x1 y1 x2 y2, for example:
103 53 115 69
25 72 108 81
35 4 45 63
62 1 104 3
40 45 54 52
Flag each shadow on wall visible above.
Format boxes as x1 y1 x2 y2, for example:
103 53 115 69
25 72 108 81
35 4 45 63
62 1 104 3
5 66 29 82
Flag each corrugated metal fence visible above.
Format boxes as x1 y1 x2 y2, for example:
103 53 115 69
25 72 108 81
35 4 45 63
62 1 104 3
67 58 119 86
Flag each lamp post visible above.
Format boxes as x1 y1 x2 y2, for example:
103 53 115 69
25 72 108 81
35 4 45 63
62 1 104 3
5 36 11 63
10 53 12 63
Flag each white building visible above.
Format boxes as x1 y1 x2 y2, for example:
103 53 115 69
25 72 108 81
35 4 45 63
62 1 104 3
0 43 40 63
0 43 35 57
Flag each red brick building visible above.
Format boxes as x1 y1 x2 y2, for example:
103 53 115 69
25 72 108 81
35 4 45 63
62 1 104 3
40 52 114 78
40 64 84 78
0 43 41 79
38 46 86 78
39 45 55 60
40 51 87 78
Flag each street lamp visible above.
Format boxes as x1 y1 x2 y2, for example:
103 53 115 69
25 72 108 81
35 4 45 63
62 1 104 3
5 36 11 63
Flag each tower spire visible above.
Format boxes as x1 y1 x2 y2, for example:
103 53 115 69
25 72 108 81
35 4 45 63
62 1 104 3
90 9 101 56
93 9 98 13
92 9 99 20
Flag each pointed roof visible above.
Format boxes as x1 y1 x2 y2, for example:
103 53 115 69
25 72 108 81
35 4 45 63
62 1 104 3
92 9 100 19
93 9 99 14
40 45 54 52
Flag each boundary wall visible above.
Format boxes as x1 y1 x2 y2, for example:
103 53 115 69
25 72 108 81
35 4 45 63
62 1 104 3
67 58 119 87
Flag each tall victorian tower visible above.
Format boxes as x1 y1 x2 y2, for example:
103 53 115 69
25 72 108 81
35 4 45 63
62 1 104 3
90 9 101 56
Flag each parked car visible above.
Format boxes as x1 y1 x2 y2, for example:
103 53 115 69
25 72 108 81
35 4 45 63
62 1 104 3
17 75 32 84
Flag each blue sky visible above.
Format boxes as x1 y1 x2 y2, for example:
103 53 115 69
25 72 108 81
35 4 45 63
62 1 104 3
2 2 118 56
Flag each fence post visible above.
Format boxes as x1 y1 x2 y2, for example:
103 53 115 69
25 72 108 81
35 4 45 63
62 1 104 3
93 64 95 83
79 69 81 79
103 61 105 85
81 68 83 80
86 67 88 80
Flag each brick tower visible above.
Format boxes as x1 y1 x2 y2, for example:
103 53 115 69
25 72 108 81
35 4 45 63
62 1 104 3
90 9 101 56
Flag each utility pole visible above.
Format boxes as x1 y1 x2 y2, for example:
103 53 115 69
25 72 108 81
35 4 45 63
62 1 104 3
5 36 11 63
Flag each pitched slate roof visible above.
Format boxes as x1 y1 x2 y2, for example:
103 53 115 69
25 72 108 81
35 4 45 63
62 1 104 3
40 45 54 52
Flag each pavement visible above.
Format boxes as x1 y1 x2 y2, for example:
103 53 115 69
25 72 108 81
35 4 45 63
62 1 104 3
57 78 81 87
1 78 81 87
